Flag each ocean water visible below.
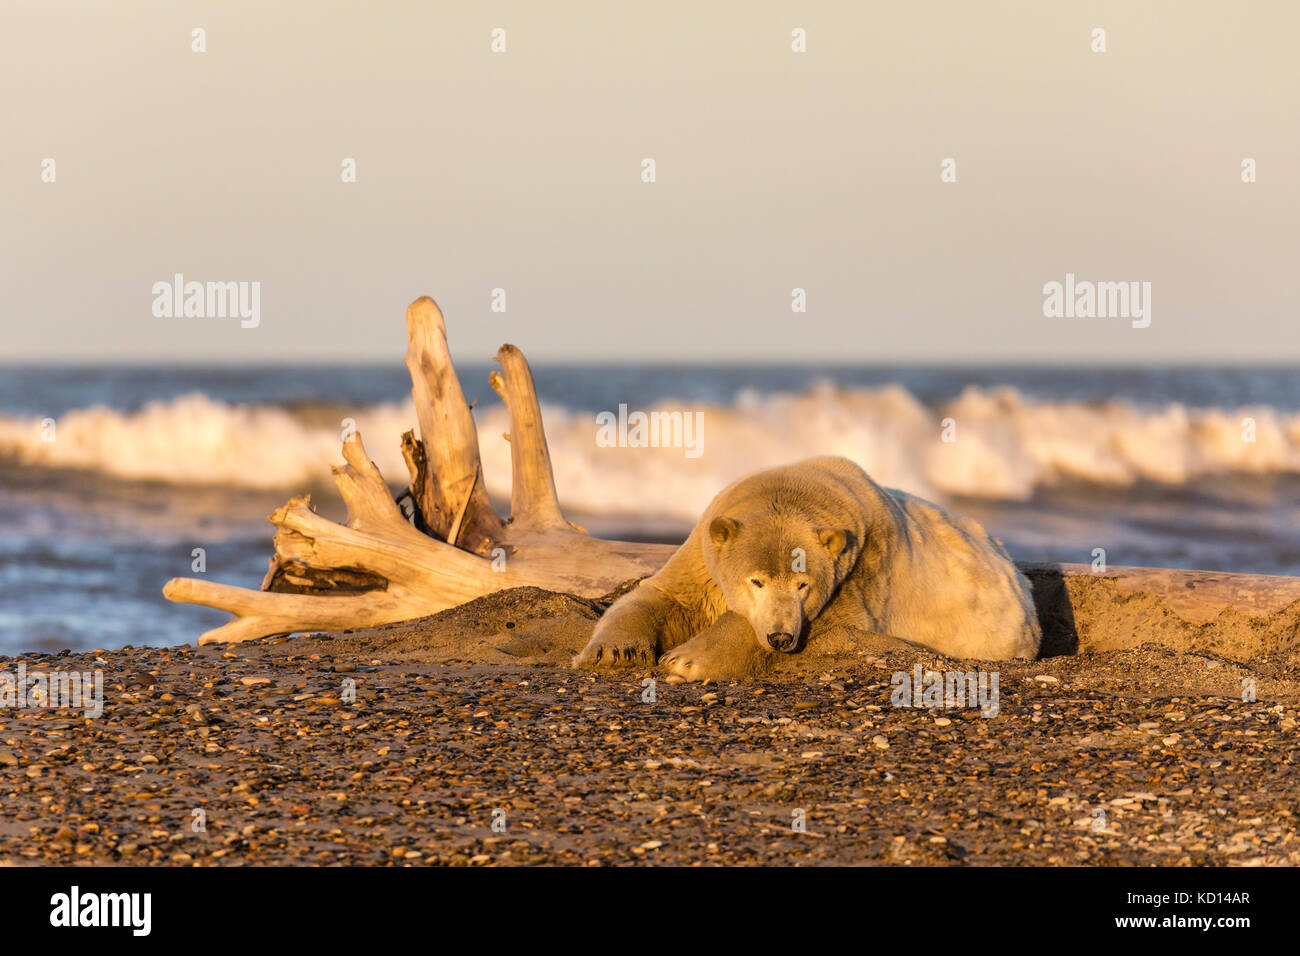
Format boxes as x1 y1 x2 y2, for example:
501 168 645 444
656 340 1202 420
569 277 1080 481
2 363 1300 654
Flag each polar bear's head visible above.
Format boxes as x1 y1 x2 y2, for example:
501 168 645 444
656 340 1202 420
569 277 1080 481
705 513 851 653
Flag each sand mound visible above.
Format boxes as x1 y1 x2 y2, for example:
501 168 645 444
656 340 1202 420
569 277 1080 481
277 579 1300 703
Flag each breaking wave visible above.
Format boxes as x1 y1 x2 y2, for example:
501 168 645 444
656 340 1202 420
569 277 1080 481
2 385 1299 520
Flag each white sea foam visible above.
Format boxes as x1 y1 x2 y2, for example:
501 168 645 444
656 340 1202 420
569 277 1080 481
2 386 1298 520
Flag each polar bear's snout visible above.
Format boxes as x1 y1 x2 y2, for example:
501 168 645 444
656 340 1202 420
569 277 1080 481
746 577 807 653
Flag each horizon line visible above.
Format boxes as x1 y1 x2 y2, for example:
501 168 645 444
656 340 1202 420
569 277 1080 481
5 356 1300 369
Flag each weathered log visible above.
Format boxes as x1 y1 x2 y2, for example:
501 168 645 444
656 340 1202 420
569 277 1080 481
1021 561 1300 659
163 295 1300 651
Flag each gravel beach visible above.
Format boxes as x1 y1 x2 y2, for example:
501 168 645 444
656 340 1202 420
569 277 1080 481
2 587 1297 866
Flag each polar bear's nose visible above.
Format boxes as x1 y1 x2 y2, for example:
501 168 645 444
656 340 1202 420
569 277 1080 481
766 632 797 653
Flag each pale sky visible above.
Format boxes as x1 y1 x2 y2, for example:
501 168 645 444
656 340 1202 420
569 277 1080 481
2 0 1297 363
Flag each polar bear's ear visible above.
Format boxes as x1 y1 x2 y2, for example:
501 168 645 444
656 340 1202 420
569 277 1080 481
818 528 849 557
710 516 740 546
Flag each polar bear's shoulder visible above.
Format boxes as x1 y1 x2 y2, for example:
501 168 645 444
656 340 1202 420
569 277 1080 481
712 456 885 524
755 455 881 501
711 456 863 502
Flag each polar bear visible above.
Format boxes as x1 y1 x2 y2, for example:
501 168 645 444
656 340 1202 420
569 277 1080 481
574 456 1041 681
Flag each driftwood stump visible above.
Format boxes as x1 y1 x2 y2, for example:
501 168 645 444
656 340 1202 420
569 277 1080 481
164 297 673 644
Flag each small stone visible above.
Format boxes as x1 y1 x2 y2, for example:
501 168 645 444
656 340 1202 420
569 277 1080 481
872 735 890 750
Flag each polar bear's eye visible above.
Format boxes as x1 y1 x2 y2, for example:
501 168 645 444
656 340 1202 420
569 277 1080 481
749 578 764 589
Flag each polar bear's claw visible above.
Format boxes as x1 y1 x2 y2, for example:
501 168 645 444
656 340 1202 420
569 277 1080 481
573 634 658 670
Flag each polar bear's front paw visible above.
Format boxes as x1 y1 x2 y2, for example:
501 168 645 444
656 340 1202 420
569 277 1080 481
658 615 770 683
659 648 723 683
659 647 759 683
573 631 658 670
